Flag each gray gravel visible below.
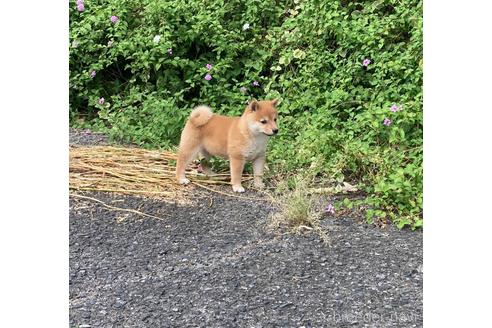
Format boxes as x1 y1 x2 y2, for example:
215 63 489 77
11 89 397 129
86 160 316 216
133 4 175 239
70 128 109 146
69 129 422 327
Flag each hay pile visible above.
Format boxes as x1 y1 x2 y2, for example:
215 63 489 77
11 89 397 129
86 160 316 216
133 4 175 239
69 145 252 199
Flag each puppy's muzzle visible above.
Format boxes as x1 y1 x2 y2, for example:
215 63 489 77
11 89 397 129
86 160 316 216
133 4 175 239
264 129 278 136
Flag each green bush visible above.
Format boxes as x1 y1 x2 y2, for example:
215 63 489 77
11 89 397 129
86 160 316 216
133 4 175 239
69 0 423 228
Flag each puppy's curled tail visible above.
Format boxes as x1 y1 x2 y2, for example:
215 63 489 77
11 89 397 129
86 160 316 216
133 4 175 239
188 105 213 127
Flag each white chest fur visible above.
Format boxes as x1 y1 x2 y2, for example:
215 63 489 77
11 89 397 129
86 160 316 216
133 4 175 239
242 134 268 160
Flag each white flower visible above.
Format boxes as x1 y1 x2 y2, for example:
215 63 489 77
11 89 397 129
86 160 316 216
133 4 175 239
293 49 306 59
153 35 161 43
107 40 114 47
242 23 250 31
71 40 79 48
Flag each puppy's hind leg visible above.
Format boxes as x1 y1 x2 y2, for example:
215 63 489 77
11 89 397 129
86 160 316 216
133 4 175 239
176 146 200 184
176 131 201 185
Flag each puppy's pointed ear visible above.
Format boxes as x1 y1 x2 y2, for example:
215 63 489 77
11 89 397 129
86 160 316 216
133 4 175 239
249 99 259 112
271 98 279 107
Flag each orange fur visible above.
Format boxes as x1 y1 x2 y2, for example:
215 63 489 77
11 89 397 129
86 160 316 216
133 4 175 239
176 99 279 192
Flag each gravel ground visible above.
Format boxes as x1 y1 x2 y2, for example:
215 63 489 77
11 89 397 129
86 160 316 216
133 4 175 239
70 128 110 146
69 129 423 327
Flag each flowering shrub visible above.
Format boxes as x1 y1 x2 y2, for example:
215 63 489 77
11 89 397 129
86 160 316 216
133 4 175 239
70 0 422 229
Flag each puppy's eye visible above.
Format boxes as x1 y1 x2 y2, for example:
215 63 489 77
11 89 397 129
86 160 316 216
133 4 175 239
274 118 277 122
260 119 267 124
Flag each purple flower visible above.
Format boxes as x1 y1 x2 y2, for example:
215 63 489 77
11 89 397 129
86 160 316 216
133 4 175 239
90 70 96 78
76 0 84 5
383 118 392 126
167 48 173 55
110 15 118 24
98 97 105 105
77 3 85 11
252 80 260 87
204 74 212 81
206 63 213 70
362 58 371 67
325 203 335 214
390 104 400 112
239 86 247 94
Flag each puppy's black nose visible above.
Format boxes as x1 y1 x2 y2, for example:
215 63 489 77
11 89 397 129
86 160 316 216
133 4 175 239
272 129 278 134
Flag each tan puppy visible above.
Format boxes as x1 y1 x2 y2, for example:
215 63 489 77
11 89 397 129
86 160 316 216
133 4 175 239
176 99 279 192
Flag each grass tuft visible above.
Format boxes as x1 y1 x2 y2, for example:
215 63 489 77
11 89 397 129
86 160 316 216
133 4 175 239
269 178 330 245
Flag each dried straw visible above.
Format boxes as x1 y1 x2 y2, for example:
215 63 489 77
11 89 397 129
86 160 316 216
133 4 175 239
70 193 169 221
69 145 256 199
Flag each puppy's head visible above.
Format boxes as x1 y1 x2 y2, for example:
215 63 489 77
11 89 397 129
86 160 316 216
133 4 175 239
244 99 279 136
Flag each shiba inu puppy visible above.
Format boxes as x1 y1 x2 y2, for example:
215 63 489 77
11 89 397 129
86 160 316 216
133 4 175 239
176 99 279 192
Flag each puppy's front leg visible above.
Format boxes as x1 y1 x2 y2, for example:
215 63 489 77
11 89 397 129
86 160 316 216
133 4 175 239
252 155 266 189
230 157 245 193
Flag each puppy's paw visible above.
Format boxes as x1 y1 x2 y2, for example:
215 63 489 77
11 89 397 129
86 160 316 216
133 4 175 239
253 180 265 189
178 178 190 185
232 185 245 193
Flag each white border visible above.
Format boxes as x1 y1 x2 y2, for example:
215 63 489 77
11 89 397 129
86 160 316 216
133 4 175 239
0 1 68 326
425 0 492 326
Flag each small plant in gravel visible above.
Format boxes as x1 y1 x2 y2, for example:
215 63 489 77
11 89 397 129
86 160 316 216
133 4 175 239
269 178 329 244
